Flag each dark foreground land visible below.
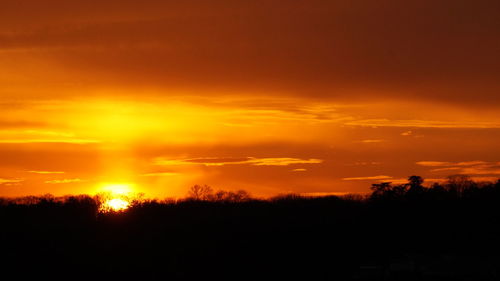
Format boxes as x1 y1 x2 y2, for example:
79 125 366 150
1 176 500 280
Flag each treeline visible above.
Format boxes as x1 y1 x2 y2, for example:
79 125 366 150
370 175 500 201
184 175 500 203
1 175 500 280
1 175 498 207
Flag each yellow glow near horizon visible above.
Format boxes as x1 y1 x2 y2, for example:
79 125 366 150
66 100 223 144
41 98 339 146
99 183 135 195
100 198 130 212
97 183 136 212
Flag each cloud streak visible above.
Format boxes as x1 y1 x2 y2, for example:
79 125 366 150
45 179 83 184
155 157 323 167
342 175 392 181
417 161 500 176
141 172 179 177
28 171 65 174
0 178 24 185
345 119 500 129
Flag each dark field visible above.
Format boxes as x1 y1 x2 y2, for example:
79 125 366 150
2 177 500 280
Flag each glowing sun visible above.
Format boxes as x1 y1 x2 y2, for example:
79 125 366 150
101 198 130 212
97 183 136 212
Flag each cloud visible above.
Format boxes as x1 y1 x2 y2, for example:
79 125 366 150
155 157 323 167
357 139 385 143
292 168 307 172
417 160 492 168
417 177 496 183
383 178 412 184
250 158 323 166
0 178 24 184
418 161 500 176
349 162 382 166
416 161 452 167
1 0 499 107
300 192 349 197
0 129 100 144
401 130 412 136
45 178 83 184
28 170 65 174
429 167 462 172
342 175 392 181
455 161 489 166
141 172 179 177
345 119 500 129
0 139 100 144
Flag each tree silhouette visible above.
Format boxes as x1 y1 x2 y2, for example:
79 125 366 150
408 175 423 189
370 182 393 199
211 190 251 202
187 184 214 200
446 175 475 198
406 175 424 197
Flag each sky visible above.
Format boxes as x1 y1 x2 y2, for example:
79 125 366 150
0 0 499 198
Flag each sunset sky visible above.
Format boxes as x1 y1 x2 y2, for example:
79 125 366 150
1 0 499 198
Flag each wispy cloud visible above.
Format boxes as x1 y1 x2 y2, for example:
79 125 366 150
141 172 179 177
429 167 462 172
401 130 412 136
348 162 382 166
0 129 100 144
357 139 385 143
342 175 392 181
417 161 492 167
21 130 75 137
416 161 452 167
45 178 83 184
292 168 307 172
0 139 100 144
345 119 500 129
417 161 500 176
28 170 65 174
249 158 323 166
300 192 349 197
380 178 411 184
0 178 24 184
154 157 323 167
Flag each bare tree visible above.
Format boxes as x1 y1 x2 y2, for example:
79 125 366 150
187 184 214 201
446 175 475 197
212 190 251 202
232 190 251 202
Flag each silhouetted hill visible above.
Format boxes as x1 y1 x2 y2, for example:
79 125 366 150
1 176 500 280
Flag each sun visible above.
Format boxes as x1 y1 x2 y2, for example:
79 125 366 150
97 183 136 212
101 198 130 212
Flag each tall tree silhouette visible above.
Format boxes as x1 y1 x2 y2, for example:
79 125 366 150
446 175 475 198
370 182 392 200
187 184 214 200
407 175 424 197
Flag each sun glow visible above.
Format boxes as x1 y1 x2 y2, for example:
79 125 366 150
97 183 136 212
101 198 130 212
100 183 134 195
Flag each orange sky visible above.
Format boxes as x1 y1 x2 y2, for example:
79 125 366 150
1 0 499 198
